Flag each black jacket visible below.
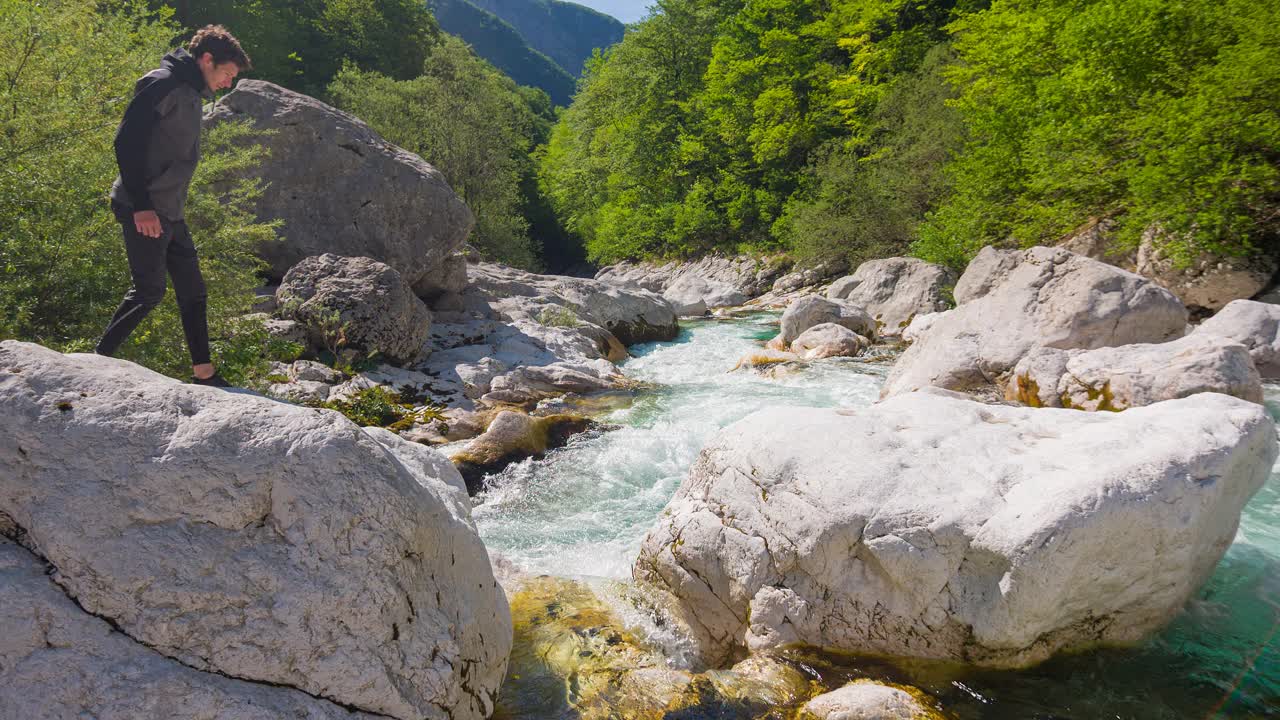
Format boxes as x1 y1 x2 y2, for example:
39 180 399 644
109 48 212 221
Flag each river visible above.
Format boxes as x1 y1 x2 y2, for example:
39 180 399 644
474 313 1280 718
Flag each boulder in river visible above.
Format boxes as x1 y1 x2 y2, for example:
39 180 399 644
1007 334 1263 410
883 247 1186 398
767 295 875 351
204 80 474 289
634 389 1276 669
1191 299 1280 378
826 258 956 336
450 410 597 494
790 323 870 360
0 341 511 720
800 681 943 720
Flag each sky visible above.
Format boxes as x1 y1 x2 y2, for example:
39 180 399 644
568 0 652 23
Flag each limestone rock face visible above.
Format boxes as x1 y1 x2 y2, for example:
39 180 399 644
801 681 939 720
634 390 1275 669
883 247 1186 398
1192 299 1280 378
0 538 385 720
470 262 677 345
204 80 474 287
902 311 946 344
772 259 849 294
826 258 955 336
597 255 791 300
0 341 511 720
768 296 875 351
1007 335 1263 410
277 254 431 364
790 323 870 360
1134 227 1278 313
663 274 748 316
953 246 1022 304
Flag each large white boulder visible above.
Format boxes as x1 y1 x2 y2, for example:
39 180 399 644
1192 299 1280 378
0 341 511 720
826 258 955 336
1007 334 1263 410
634 390 1275 669
204 80 474 290
883 247 1187 398
0 538 385 719
767 295 875 350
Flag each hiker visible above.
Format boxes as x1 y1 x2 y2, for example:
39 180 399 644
95 25 251 387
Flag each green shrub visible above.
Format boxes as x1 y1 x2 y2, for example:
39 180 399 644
313 386 445 431
0 0 292 382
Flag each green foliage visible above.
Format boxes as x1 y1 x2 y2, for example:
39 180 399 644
780 43 965 268
313 386 445 431
537 305 579 327
155 0 439 95
916 0 1280 267
538 0 976 264
0 0 290 383
329 37 552 268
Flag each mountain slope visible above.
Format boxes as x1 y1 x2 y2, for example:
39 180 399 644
428 0 577 106
467 0 625 77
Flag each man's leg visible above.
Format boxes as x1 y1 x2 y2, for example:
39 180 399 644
96 219 170 357
164 220 214 377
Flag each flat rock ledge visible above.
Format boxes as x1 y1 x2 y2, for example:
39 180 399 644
635 389 1276 669
0 341 512 720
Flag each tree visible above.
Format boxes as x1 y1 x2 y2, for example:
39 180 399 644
329 36 550 268
916 0 1280 268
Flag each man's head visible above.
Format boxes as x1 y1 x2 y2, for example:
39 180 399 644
188 25 251 92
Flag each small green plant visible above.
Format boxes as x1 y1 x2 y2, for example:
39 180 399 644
537 305 580 328
312 386 446 432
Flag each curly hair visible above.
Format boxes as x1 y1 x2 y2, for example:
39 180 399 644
188 25 252 71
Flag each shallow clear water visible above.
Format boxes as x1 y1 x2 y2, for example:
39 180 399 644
474 314 1280 718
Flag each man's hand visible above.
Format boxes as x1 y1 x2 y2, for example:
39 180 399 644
133 210 162 238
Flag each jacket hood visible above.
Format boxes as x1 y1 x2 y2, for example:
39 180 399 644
161 48 212 99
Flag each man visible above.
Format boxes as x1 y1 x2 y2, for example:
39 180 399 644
96 25 251 387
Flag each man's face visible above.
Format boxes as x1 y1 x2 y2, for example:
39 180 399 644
197 52 240 92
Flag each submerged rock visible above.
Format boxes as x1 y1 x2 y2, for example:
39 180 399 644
0 341 511 720
1007 334 1263 410
883 247 1186 398
826 258 956 336
450 411 597 494
635 389 1276 669
801 681 943 720
499 576 886 720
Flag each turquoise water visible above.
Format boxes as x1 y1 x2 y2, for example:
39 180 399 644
473 314 1280 718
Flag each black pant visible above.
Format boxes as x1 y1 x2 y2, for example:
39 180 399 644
96 211 211 365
